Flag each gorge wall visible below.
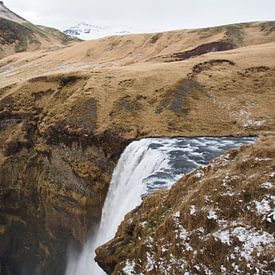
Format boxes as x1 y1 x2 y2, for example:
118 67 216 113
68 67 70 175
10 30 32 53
0 76 130 274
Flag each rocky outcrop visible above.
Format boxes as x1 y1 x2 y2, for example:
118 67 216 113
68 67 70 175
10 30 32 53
164 41 234 62
95 136 275 274
0 131 126 274
0 76 129 274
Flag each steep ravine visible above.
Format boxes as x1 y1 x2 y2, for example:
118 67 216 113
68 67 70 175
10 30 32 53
0 139 129 274
67 137 255 275
1 153 121 274
0 102 129 274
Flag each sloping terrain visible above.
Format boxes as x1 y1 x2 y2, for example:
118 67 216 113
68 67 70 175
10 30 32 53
1 20 275 75
0 0 26 23
1 41 274 139
0 14 274 274
96 136 275 274
0 1 77 59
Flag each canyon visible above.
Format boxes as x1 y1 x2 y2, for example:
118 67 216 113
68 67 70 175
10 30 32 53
0 3 274 274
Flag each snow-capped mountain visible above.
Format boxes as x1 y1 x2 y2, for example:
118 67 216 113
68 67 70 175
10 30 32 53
63 22 136 40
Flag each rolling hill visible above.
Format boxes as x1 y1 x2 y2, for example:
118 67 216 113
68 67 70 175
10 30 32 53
0 1 77 59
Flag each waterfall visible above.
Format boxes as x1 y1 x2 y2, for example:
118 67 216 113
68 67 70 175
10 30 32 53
66 137 255 275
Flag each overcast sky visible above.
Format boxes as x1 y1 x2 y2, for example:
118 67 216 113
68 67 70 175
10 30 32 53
5 0 275 31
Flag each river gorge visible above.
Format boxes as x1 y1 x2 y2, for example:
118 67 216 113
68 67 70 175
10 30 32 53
66 137 255 275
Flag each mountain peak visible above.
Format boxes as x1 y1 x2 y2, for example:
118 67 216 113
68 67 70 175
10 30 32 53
63 22 135 40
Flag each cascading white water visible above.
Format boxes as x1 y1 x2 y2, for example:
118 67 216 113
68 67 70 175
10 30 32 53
66 137 255 275
66 139 171 275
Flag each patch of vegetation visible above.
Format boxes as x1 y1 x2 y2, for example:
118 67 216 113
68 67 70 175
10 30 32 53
258 21 275 35
14 35 28 52
197 22 252 39
166 41 234 62
28 76 52 83
112 95 143 116
22 22 48 40
156 79 203 116
68 97 98 132
148 33 162 44
0 18 41 53
190 59 235 76
224 25 244 47
244 66 271 74
0 18 31 44
58 75 83 87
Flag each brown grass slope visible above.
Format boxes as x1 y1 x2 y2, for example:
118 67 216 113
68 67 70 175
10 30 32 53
96 136 275 274
0 2 77 59
1 42 274 140
0 20 274 74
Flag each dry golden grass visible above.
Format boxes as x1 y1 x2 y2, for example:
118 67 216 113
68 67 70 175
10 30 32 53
0 21 275 82
1 41 274 141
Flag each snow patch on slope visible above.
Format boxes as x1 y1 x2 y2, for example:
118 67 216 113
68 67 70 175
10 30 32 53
64 22 145 40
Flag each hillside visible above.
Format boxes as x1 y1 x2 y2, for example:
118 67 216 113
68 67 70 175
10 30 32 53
96 136 275 274
1 21 275 77
0 14 274 274
1 39 275 139
0 1 77 59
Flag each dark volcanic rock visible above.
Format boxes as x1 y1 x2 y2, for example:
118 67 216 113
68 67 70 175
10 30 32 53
0 78 128 274
165 41 234 62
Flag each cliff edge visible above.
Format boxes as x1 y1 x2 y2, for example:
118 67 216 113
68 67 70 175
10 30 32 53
96 136 275 274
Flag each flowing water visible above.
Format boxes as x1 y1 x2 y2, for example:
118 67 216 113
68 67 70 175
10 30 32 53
66 137 255 275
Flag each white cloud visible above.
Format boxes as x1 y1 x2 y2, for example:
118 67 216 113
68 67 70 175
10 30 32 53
5 0 275 31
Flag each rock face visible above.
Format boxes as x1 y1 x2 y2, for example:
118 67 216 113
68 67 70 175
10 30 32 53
0 129 128 274
95 136 275 274
0 76 129 274
0 14 275 275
